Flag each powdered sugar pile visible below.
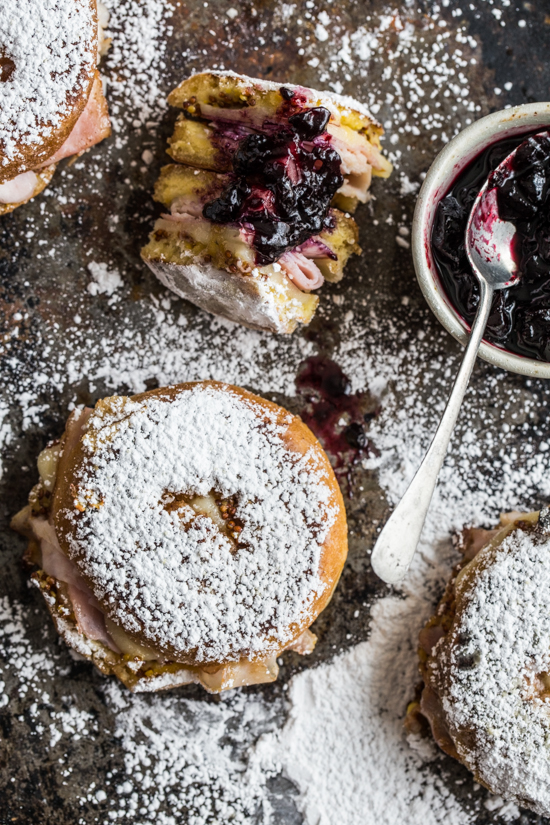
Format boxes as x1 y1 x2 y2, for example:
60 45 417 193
256 598 471 825
100 682 279 824
0 0 96 167
68 384 334 659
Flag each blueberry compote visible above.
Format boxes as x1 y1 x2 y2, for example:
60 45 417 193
432 130 550 361
296 356 379 493
203 93 343 265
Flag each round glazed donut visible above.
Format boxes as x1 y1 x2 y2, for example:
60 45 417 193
51 381 348 668
416 509 550 815
0 0 97 182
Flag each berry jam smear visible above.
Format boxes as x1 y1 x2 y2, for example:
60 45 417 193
203 94 343 266
296 356 378 493
432 130 550 361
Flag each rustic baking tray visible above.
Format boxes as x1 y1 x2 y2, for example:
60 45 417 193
2 1 550 823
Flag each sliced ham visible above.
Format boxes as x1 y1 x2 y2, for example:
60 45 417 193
420 684 460 760
279 251 325 292
170 196 206 218
0 170 38 205
418 623 445 656
286 628 317 654
460 526 500 561
328 124 390 174
0 73 110 205
30 517 79 586
40 72 111 167
68 583 120 652
29 514 119 653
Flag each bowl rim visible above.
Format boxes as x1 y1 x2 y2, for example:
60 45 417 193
411 101 550 379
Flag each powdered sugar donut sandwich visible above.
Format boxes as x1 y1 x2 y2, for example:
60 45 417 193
0 0 111 215
141 71 392 333
12 381 348 694
407 507 550 816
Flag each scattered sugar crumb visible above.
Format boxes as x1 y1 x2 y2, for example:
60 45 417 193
87 262 124 297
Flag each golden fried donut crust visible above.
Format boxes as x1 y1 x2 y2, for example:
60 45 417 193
52 381 348 665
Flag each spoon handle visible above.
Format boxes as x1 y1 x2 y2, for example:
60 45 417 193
370 279 494 584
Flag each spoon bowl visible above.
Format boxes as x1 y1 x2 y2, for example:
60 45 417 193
465 187 518 289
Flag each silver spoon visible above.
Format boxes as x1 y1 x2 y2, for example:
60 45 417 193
370 142 524 585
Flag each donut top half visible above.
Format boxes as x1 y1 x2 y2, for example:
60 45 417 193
0 0 98 180
52 382 347 665
431 514 550 814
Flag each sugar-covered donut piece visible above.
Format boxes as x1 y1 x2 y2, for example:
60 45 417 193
0 0 97 178
0 0 111 213
37 382 347 681
414 510 550 815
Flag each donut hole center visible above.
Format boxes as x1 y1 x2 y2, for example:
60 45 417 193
0 56 16 83
161 489 244 550
531 670 550 701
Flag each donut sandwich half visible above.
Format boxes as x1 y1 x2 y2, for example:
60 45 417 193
407 507 550 816
12 381 348 694
141 71 392 333
0 0 111 214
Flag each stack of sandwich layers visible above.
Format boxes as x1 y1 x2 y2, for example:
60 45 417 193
142 71 392 333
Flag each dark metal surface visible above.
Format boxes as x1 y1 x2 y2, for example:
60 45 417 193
2 1 550 822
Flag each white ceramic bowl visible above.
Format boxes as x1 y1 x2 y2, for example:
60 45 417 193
411 102 550 378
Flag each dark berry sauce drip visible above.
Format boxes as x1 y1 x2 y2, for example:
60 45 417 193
432 130 550 361
203 95 343 265
296 356 378 491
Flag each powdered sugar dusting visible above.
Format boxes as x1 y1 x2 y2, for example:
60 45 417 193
67 384 334 659
436 528 550 815
101 682 278 824
1 0 546 822
103 0 174 133
0 0 97 168
255 597 471 825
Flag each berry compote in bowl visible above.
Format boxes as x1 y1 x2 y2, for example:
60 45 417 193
412 102 550 378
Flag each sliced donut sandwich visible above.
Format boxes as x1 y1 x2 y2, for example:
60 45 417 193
406 507 550 816
12 381 348 694
0 0 111 215
141 71 392 333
